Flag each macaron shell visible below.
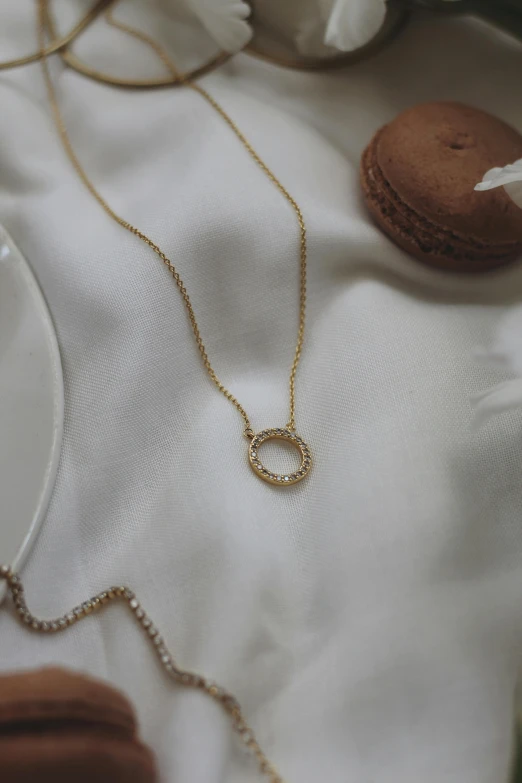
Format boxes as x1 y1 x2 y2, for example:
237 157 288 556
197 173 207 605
361 133 520 273
0 735 157 783
0 668 136 736
377 102 522 243
0 668 158 782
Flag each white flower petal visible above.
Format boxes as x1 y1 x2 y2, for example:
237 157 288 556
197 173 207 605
475 166 503 191
324 0 387 52
188 0 252 53
505 180 522 209
475 158 522 190
471 378 522 430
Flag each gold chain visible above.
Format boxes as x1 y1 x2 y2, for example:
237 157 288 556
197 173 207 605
44 0 231 88
0 0 112 71
38 0 307 436
0 565 286 783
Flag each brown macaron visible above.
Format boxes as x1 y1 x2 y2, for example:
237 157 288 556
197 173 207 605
0 667 157 783
360 102 522 272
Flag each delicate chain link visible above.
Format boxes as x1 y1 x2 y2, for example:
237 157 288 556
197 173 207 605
0 566 285 783
38 0 307 435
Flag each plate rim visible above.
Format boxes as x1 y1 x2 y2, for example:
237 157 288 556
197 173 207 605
0 226 64 600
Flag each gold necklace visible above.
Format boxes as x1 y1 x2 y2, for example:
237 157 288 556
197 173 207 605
38 0 312 487
1 5 304 780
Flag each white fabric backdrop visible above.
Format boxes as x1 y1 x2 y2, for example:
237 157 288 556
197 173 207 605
2 3 522 782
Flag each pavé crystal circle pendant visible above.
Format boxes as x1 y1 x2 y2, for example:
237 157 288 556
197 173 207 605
248 429 312 485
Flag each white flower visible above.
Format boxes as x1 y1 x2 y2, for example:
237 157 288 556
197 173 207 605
475 159 522 210
472 306 522 429
322 0 456 53
192 0 252 53
323 0 387 52
156 0 252 54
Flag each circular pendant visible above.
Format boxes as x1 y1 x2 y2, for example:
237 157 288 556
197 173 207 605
248 429 312 485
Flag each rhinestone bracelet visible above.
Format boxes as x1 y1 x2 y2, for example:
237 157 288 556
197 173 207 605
0 565 285 783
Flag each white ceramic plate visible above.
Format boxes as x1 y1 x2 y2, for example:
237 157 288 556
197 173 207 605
0 226 63 602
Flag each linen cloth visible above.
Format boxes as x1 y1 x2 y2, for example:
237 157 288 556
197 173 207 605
2 4 522 782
